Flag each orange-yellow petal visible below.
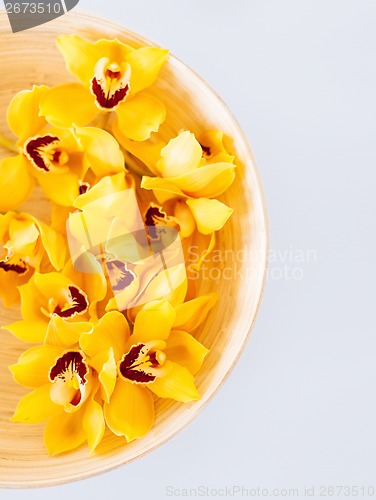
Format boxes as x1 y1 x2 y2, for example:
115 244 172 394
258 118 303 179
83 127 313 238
33 218 66 270
115 92 166 141
89 348 117 403
132 299 176 344
40 83 98 128
82 398 105 455
3 319 47 343
9 344 62 388
44 406 86 455
7 85 49 143
0 155 34 211
104 378 154 441
45 316 93 347
127 47 169 94
165 330 208 375
173 292 218 332
36 170 81 207
79 311 129 361
148 362 200 402
11 384 61 424
56 35 100 85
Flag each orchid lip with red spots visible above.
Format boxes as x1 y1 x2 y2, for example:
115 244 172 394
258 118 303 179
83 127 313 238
91 58 131 111
24 134 68 173
49 351 89 407
118 341 167 384
53 285 89 319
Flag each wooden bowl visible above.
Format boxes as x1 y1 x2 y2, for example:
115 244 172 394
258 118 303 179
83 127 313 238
0 12 268 487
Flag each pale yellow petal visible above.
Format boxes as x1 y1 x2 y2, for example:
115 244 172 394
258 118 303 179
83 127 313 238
7 85 49 142
165 330 208 375
174 293 218 332
74 126 125 177
186 198 233 235
44 407 86 455
155 131 202 178
141 175 186 198
40 83 98 128
82 398 105 455
9 345 62 388
115 92 166 141
104 378 154 441
11 384 61 424
132 300 176 344
171 163 236 198
127 47 169 94
0 155 34 211
148 362 200 402
73 172 132 210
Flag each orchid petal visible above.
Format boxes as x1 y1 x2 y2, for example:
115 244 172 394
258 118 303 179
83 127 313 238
148 362 200 402
11 384 62 424
0 155 34 211
155 131 202 178
104 378 154 442
165 330 209 375
9 345 62 388
45 316 93 347
74 126 125 177
3 319 47 343
7 85 49 142
83 398 105 455
40 83 98 128
44 407 86 455
56 35 100 85
186 198 233 235
115 92 166 141
79 311 129 361
127 47 169 94
173 293 218 332
132 299 176 344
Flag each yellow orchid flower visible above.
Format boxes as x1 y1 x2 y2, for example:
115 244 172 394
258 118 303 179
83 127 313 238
80 302 209 442
51 171 137 234
10 343 107 455
66 182 187 315
0 211 66 306
0 85 126 209
39 35 168 141
3 266 106 344
141 130 236 199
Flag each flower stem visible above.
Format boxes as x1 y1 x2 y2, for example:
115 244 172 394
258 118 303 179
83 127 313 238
0 133 19 154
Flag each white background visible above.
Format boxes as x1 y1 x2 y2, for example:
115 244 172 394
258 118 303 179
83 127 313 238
3 1 376 498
